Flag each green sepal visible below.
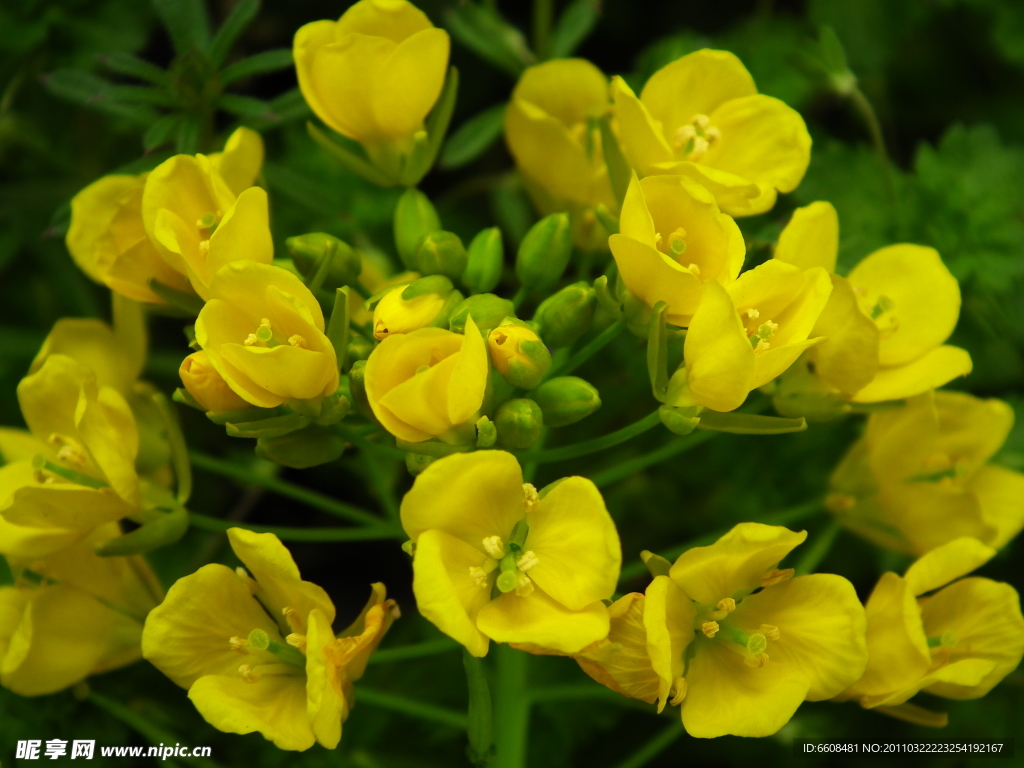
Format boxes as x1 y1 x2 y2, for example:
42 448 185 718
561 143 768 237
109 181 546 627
475 416 497 448
647 301 670 403
405 453 436 476
659 404 700 436
402 274 454 300
495 398 543 450
255 424 346 468
207 405 286 426
226 413 312 439
314 393 351 426
592 204 619 235
449 294 515 333
172 387 204 411
463 226 504 294
307 121 396 187
531 376 601 427
515 213 572 294
401 66 459 185
597 113 631 206
148 278 204 316
327 287 352 374
347 361 377 422
394 188 441 269
396 439 473 458
593 274 622 319
696 412 808 435
416 231 468 280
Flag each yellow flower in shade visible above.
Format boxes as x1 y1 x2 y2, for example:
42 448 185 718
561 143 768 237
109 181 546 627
294 0 450 178
179 351 250 413
0 523 163 696
0 355 140 558
610 173 745 326
505 59 617 249
401 451 621 658
142 528 397 751
372 282 448 340
611 50 811 217
827 391 1024 555
142 129 272 300
364 316 488 444
668 259 832 412
837 538 1024 723
194 262 340 409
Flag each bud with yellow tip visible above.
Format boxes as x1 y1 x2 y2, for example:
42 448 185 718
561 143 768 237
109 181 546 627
372 276 460 340
488 320 551 390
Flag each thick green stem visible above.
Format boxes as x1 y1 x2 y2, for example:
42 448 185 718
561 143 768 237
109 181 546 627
464 649 495 766
367 638 460 665
589 430 715 488
356 686 468 730
189 512 402 541
613 722 685 768
547 319 625 379
521 409 661 464
492 644 530 768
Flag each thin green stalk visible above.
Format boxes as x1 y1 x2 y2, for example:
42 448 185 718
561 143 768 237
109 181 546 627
493 645 530 768
619 500 823 582
589 431 716 488
464 649 495 766
189 512 401 541
522 409 661 464
361 451 401 521
528 684 650 709
612 722 685 768
356 687 468 730
89 690 222 768
189 450 385 527
547 319 625 379
794 520 842 575
338 427 410 461
848 85 900 221
533 0 554 59
367 638 460 665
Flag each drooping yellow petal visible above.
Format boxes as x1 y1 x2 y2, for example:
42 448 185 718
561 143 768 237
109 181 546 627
683 280 754 412
850 345 972 403
608 235 703 327
475 588 609 654
0 462 133 531
807 275 880 395
972 464 1024 549
903 536 995 597
30 318 141 396
642 575 695 711
373 27 449 139
0 516 84 559
447 316 489 426
774 201 838 273
611 76 674 174
305 607 345 749
668 161 766 217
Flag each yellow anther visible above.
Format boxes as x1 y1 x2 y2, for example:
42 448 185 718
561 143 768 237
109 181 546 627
282 607 304 633
673 124 697 150
654 232 663 244
244 333 259 346
760 624 781 641
238 664 260 683
56 444 87 468
259 318 271 328
744 652 769 668
670 677 687 706
755 339 771 352
469 566 491 588
689 136 710 160
687 263 700 276
705 126 721 144
286 633 307 653
761 568 794 588
702 621 720 638
482 535 505 559
516 551 539 572
288 334 307 348
229 636 249 654
515 572 535 597
235 567 260 594
746 308 760 319
716 597 736 613
523 483 540 512
198 239 210 258
33 469 52 484
693 114 711 130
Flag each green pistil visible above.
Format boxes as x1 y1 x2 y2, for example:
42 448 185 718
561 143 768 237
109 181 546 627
509 519 529 551
198 212 219 233
927 632 957 649
247 629 306 667
713 621 750 647
870 295 894 319
32 455 108 490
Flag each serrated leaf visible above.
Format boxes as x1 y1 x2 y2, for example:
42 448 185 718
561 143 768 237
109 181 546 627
99 52 169 86
440 103 506 169
152 0 212 56
550 0 601 59
144 113 181 150
41 69 159 125
219 48 293 86
443 3 535 78
209 0 260 67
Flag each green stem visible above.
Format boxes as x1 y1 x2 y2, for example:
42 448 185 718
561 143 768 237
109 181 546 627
189 512 402 541
619 500 823 582
89 691 222 768
511 285 529 310
589 430 716 488
613 722 685 768
547 319 625 379
848 86 900 223
356 686 468 730
533 0 554 59
367 638 460 665
464 649 495 766
361 451 401 521
794 520 842 575
492 644 530 768
521 409 661 463
338 427 410 461
189 450 385 527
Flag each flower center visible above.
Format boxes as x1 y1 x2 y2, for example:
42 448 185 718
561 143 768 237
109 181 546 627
671 114 721 160
228 607 309 683
470 484 542 598
242 319 308 350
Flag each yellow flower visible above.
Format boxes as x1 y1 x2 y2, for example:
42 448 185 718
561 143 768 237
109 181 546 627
612 50 811 217
0 355 140 558
206 126 265 197
365 316 488 444
294 0 450 178
194 262 340 409
401 451 621 657
609 173 745 326
142 129 272 300
669 259 832 412
142 528 397 751
828 391 1024 555
505 59 617 249
838 537 1024 717
179 351 250 413
0 523 163 696
372 281 449 340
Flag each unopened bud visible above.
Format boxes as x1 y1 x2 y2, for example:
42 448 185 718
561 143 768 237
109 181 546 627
405 452 436 475
494 398 543 450
449 294 515 334
346 336 374 365
346 359 375 421
475 415 497 448
373 276 456 339
179 351 249 413
488 321 551 390
516 212 572 294
285 232 362 287
534 282 596 348
394 188 440 269
462 227 504 294
531 376 601 427
416 231 468 280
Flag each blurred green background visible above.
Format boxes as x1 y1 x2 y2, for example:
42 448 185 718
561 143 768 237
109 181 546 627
1 0 1023 765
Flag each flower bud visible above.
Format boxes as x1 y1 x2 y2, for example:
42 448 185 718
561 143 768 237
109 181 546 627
394 188 441 269
534 282 596 348
346 359 376 421
255 424 345 469
373 276 458 339
406 452 436 476
463 227 504 294
179 351 249 413
494 398 543 450
516 212 573 294
531 376 601 427
286 232 362 287
488 320 552 390
347 336 375 365
416 231 467 280
449 294 515 334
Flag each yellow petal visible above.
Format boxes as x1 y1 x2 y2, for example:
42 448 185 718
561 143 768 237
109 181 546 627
200 186 274 294
668 161 766 217
618 172 657 247
307 34 393 142
0 461 133 531
188 673 314 751
475 588 610 654
0 428 46 463
306 607 346 749
524 476 620 611
294 20 351 137
336 0 433 39
807 275 880 395
847 244 961 367
774 201 838 273
75 385 140 507
378 353 461 438
0 516 85 559
447 315 488 426
208 261 325 330
66 175 140 283
642 575 695 711
17 354 93 452
850 345 972 403
609 235 703 326
30 319 140 395
972 464 1024 550
903 537 995 597
411 529 491 657
331 583 396 682
683 280 754 412
511 58 608 128
217 343 336 401
401 450 524 545
611 76 674 174
228 528 336 626
373 27 449 139
210 127 264 196
669 522 806 606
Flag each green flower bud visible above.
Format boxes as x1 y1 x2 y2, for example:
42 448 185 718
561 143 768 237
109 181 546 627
405 452 436 476
475 415 497 448
531 376 601 427
488 320 552 390
285 233 362 287
394 188 441 269
534 282 597 348
463 227 504 294
346 360 376 421
494 398 543 450
416 231 468 280
255 424 346 469
449 294 515 334
516 212 572 294
659 404 700 436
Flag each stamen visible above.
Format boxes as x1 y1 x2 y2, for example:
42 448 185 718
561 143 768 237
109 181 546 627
670 677 687 706
229 636 250 654
514 572 534 597
744 652 769 668
689 136 710 160
716 597 736 613
516 551 539 572
198 240 210 258
288 334 307 348
286 633 308 653
761 568 794 588
702 621 720 638
235 567 260 594
693 114 711 130
760 624 781 641
56 445 87 468
238 664 260 683
482 536 505 559
705 126 721 144
469 566 491 588
687 263 700 276
523 483 540 513
282 607 304 633
746 308 760 319
244 333 259 346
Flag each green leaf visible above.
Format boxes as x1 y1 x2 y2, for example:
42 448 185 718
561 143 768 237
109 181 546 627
444 3 535 77
440 103 506 169
219 48 293 86
98 52 169 86
550 0 601 59
152 0 212 56
175 114 201 153
597 113 631 205
216 93 275 119
41 69 159 125
143 113 181 150
306 121 396 187
327 287 352 373
109 85 177 107
695 412 807 434
402 66 459 184
647 301 669 402
209 0 260 67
